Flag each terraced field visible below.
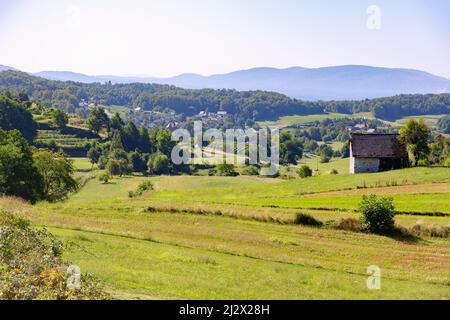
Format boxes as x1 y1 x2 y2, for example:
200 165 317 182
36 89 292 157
35 128 99 148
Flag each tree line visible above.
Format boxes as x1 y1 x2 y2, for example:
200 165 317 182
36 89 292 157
1 70 449 121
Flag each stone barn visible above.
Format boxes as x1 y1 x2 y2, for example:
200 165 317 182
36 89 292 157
349 134 409 174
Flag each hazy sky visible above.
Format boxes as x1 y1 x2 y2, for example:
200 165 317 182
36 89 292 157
0 0 449 78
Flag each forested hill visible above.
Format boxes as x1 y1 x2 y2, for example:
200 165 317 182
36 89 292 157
0 70 449 121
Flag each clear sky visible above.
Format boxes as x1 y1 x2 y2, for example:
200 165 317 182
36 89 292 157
0 0 449 78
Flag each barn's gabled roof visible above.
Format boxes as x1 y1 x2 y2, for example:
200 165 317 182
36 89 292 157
350 134 408 158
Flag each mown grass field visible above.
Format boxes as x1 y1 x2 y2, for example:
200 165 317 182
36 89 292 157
257 113 445 130
257 112 374 128
20 159 449 299
390 114 448 129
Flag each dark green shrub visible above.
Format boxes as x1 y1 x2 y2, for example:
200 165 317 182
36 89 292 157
359 195 395 233
320 154 331 163
217 163 238 176
147 153 170 175
98 172 111 184
297 165 313 178
242 165 260 176
294 213 323 227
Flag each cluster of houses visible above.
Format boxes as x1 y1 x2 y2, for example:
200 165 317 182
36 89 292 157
78 98 96 108
349 123 377 134
130 108 230 131
198 110 228 118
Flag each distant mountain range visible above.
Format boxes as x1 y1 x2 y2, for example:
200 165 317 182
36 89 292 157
0 65 18 72
1 64 450 100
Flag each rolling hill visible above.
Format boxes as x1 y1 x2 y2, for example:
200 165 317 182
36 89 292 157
0 64 17 72
28 65 450 100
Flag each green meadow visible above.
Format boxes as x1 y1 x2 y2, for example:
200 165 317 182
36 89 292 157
257 112 375 128
21 159 449 299
257 113 445 130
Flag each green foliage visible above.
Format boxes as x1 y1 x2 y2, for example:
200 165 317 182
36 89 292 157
98 172 111 184
1 71 449 121
319 145 333 163
147 153 170 175
139 126 151 153
128 151 147 173
340 142 350 158
280 132 303 165
0 93 38 142
428 135 450 166
0 130 44 202
359 195 396 233
294 213 323 227
369 94 450 121
398 119 430 166
241 165 260 176
87 145 101 166
216 163 238 176
0 209 108 300
110 130 124 151
297 165 313 178
128 181 153 198
87 107 109 134
106 156 130 177
122 122 140 152
151 128 175 156
303 140 319 153
98 155 108 170
109 112 124 132
33 149 79 202
437 116 450 134
444 157 450 167
51 109 69 130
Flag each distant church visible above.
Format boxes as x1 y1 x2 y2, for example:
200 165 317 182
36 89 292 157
349 134 409 174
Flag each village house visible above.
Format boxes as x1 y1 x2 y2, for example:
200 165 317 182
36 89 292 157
349 133 409 174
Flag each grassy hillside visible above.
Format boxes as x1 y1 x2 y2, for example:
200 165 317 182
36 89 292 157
24 161 449 299
31 110 101 155
258 112 374 128
391 114 448 129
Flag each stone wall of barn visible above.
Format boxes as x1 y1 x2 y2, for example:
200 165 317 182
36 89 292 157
350 157 380 174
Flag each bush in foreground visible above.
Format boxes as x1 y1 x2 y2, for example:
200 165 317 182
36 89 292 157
359 195 395 233
0 207 109 300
